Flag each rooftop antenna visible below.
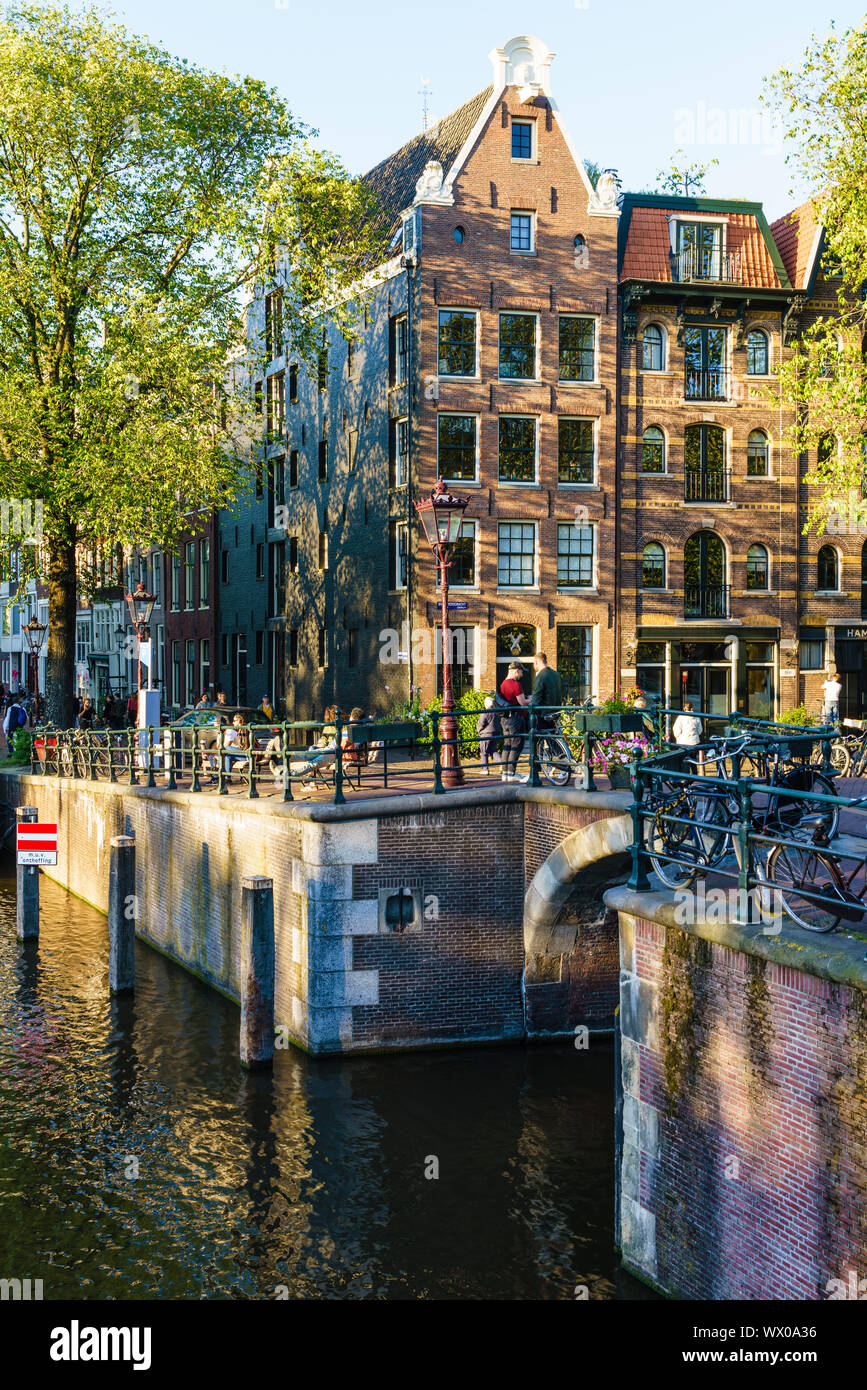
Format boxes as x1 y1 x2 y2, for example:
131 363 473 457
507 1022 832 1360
419 77 433 132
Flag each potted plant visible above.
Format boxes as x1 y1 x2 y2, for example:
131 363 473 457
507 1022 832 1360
579 689 647 734
591 733 651 788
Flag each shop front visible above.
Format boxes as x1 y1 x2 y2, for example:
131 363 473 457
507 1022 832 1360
834 625 867 721
635 629 779 718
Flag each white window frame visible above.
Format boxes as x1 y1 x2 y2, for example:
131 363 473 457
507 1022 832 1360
510 119 536 162
510 210 536 255
558 313 598 385
556 522 597 591
437 412 479 485
497 520 538 590
445 520 477 591
393 523 408 591
437 308 479 380
498 413 539 486
395 416 409 486
557 415 598 488
498 312 539 383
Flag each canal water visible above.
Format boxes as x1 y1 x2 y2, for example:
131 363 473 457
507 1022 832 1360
0 866 646 1301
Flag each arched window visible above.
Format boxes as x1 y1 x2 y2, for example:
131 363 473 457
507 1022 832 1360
817 545 838 591
746 544 769 590
746 329 769 376
641 426 665 473
684 530 727 617
642 324 664 372
684 423 727 501
573 233 588 267
747 429 768 477
818 434 835 465
642 542 665 589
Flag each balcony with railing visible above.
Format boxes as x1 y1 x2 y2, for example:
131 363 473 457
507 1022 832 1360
684 367 727 401
673 247 741 284
684 465 731 503
684 584 730 619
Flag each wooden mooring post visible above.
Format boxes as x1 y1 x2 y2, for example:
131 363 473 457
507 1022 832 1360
108 835 136 993
16 805 39 941
240 876 275 1070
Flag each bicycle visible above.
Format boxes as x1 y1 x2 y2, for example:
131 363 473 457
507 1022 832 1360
534 713 576 787
762 797 867 933
643 735 840 890
811 724 867 778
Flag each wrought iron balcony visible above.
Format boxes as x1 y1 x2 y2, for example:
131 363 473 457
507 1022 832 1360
673 248 741 283
684 466 731 503
684 367 727 401
684 584 730 619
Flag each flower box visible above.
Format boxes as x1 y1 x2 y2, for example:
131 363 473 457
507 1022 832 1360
581 711 646 734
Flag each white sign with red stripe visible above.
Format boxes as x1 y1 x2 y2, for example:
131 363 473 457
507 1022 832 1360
17 821 57 866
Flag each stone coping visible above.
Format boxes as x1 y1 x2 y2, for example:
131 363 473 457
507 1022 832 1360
0 769 631 824
604 884 867 994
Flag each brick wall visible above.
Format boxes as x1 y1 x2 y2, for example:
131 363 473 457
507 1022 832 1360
613 900 867 1299
3 773 630 1054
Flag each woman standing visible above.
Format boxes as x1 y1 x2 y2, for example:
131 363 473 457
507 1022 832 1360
499 662 529 783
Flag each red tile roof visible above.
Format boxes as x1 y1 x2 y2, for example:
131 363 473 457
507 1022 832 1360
621 206 783 289
770 198 822 290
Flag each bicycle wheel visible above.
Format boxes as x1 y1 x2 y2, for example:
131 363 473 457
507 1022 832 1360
643 803 699 890
771 769 840 840
766 843 846 933
811 739 851 777
689 788 737 866
537 735 572 786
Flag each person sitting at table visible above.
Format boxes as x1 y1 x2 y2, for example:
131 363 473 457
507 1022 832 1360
204 713 250 782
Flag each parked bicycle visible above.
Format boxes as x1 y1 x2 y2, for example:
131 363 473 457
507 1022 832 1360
643 734 839 891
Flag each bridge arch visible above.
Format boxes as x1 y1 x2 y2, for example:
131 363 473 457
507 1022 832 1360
523 813 634 956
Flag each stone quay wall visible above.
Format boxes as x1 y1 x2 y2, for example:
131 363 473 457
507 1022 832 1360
1 771 630 1054
606 885 867 1300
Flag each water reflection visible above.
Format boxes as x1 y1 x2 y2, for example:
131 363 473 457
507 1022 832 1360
0 865 649 1300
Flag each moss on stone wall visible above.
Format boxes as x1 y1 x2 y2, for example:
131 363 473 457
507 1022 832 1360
745 955 772 1086
660 926 711 1111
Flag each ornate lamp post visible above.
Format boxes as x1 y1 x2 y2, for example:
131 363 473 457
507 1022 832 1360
124 581 157 694
415 480 469 788
22 617 47 711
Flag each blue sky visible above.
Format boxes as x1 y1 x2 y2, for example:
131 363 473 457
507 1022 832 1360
77 0 863 219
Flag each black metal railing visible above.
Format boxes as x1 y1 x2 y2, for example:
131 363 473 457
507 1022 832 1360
684 584 730 618
684 466 730 502
684 367 727 401
673 248 741 284
626 729 866 937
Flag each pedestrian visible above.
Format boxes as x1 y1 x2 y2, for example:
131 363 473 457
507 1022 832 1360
672 701 703 770
821 671 842 724
258 693 275 721
3 692 28 743
529 651 563 732
195 691 211 710
77 696 96 732
125 690 138 726
476 696 501 774
498 661 529 782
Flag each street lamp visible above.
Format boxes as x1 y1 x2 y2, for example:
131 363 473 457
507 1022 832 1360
22 617 47 712
415 479 470 788
124 581 156 693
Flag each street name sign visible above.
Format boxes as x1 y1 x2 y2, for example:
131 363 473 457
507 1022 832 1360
17 822 58 866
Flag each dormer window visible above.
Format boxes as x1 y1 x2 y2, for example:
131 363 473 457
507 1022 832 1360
671 217 739 283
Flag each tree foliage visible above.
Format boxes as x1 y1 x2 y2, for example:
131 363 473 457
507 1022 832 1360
654 150 719 198
766 19 867 532
0 3 383 715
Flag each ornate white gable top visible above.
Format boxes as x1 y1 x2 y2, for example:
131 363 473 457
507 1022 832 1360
489 35 555 98
414 159 449 204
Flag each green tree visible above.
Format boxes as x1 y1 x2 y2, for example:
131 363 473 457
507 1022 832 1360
0 3 380 724
655 149 719 197
766 19 867 532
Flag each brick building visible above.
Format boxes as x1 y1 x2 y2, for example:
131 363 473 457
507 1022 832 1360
162 511 218 712
617 193 805 717
771 199 867 722
244 35 622 718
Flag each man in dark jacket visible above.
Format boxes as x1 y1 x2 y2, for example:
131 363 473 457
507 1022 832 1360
530 652 563 729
